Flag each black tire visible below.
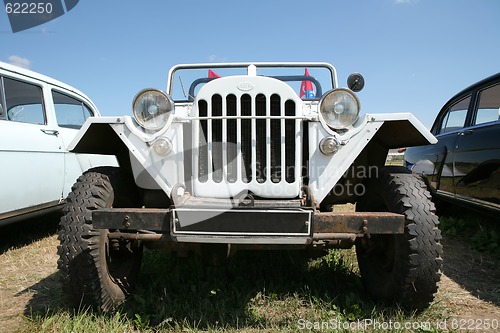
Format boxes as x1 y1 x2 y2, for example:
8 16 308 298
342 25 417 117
57 167 143 311
356 166 443 311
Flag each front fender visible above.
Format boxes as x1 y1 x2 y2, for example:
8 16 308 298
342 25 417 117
366 113 437 148
68 117 184 197
309 113 436 203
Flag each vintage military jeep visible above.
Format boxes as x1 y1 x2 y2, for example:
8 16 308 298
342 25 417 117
57 62 443 312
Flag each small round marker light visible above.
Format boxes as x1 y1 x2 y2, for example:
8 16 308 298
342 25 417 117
319 137 339 155
153 138 173 156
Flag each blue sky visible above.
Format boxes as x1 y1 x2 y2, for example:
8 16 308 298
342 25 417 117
1 0 499 128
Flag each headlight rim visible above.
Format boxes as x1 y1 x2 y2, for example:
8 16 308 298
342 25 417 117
132 88 174 131
318 88 360 130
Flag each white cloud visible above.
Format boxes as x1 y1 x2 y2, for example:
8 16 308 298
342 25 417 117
7 55 31 69
207 55 227 63
394 0 418 4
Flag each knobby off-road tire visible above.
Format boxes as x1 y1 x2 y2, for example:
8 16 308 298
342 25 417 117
356 166 443 311
57 167 143 312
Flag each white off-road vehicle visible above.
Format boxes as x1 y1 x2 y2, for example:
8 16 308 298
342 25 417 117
57 62 443 311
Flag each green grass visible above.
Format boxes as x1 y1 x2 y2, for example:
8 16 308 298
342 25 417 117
13 205 500 332
439 209 500 256
20 248 448 332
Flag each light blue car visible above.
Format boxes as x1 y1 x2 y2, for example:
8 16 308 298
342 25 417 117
0 62 117 226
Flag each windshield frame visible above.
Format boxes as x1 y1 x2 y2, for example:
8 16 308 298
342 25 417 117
167 62 338 102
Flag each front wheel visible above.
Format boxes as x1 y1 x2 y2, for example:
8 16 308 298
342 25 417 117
356 167 443 311
57 167 143 311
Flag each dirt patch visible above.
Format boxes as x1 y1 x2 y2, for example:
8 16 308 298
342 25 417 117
0 235 60 332
0 214 499 332
0 215 62 332
435 236 500 321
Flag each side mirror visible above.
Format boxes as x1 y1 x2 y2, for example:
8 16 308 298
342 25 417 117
347 73 365 92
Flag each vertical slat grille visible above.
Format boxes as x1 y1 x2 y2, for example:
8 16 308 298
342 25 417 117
270 94 281 183
211 95 223 183
256 94 266 183
285 100 296 183
197 93 297 186
198 100 208 183
226 95 237 183
241 94 252 183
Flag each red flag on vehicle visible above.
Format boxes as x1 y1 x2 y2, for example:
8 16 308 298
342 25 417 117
300 68 315 99
208 69 221 78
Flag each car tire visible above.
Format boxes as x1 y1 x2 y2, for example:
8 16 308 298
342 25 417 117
355 166 443 311
57 167 143 311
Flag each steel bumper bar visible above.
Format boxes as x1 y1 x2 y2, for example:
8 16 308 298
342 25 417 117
93 208 405 244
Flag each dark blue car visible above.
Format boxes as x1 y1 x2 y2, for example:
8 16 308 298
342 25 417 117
405 73 500 214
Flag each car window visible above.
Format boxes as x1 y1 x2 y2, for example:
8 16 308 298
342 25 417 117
0 77 5 119
3 77 45 125
52 90 93 129
474 83 500 126
439 96 470 134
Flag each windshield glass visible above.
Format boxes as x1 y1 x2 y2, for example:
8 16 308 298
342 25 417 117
168 64 336 102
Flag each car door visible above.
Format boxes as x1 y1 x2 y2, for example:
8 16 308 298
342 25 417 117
51 89 94 195
51 89 118 198
433 95 472 195
0 76 65 217
453 82 500 206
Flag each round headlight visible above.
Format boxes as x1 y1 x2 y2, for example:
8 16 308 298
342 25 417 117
319 88 360 129
132 89 174 131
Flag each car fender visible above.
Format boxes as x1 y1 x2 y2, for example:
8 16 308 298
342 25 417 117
68 116 184 197
70 113 436 203
309 113 437 203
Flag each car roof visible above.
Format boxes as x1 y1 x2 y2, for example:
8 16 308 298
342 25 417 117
448 72 500 102
431 72 500 133
0 61 97 108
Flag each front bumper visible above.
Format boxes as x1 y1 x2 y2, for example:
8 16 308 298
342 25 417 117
92 207 405 245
